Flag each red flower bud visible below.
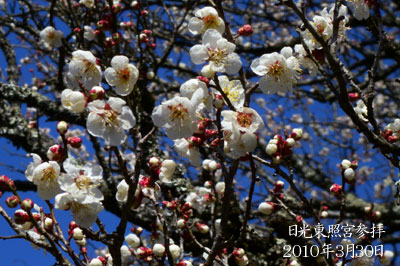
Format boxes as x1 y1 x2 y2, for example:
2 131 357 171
0 175 16 191
6 195 20 208
238 24 253 36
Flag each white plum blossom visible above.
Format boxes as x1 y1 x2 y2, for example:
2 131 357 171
224 128 258 159
87 97 136 146
185 187 212 213
152 93 202 140
180 79 212 111
61 89 86 113
190 29 242 75
188 6 225 35
104 55 139 96
301 6 348 50
68 50 102 89
347 0 370 20
25 154 62 200
221 107 264 133
55 192 103 228
251 47 300 94
221 107 263 159
40 26 63 48
354 100 368 122
294 44 318 76
84 26 96 41
212 75 244 108
174 138 201 166
58 157 103 204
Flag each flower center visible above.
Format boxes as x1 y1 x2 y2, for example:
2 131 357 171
208 48 227 65
202 15 220 28
223 82 240 103
101 104 120 128
168 104 188 121
75 174 93 190
119 68 131 81
267 60 284 79
237 112 253 128
41 167 57 182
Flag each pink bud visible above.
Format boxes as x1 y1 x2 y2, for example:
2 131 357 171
14 209 30 224
330 184 342 197
0 175 16 191
196 76 210 86
348 92 360 102
67 137 82 149
6 195 20 208
21 198 34 211
238 24 253 36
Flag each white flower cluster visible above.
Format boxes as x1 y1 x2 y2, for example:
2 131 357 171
40 26 63 48
25 155 104 228
302 5 349 50
222 107 264 159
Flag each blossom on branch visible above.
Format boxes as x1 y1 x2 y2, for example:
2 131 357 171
25 154 62 200
251 47 300 94
152 93 203 140
40 26 63 48
55 192 103 228
58 157 104 204
211 75 244 109
188 7 225 35
104 55 139 96
301 6 349 50
190 29 242 75
87 97 136 146
68 50 102 89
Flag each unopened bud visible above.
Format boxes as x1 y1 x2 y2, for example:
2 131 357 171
57 121 69 134
291 128 303 140
14 209 30 224
196 223 210 234
44 217 53 231
153 244 165 257
88 86 105 101
238 24 253 36
131 1 141 9
330 184 342 197
177 219 186 229
258 202 274 215
320 210 328 218
213 94 224 109
21 198 34 211
6 195 20 208
47 144 64 161
0 175 16 191
67 137 82 149
148 157 161 169
344 168 356 182
72 227 84 240
341 159 351 169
